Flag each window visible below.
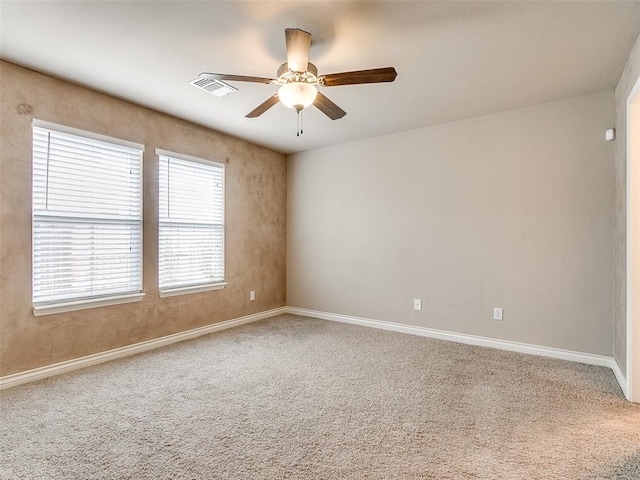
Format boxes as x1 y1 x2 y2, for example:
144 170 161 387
157 149 225 296
32 121 144 315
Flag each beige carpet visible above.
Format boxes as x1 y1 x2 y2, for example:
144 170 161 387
1 314 639 479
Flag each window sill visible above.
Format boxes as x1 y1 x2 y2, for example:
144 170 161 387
33 293 145 317
159 282 227 298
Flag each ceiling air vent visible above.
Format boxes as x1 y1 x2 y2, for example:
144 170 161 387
189 77 237 97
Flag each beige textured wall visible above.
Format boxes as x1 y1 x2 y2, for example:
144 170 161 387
613 33 640 376
0 61 286 376
288 92 615 355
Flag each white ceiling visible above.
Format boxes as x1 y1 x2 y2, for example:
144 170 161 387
1 1 640 154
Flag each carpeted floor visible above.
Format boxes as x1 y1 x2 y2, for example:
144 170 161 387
1 314 639 479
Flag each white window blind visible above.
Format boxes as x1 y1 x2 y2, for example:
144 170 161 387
158 151 225 291
32 124 143 306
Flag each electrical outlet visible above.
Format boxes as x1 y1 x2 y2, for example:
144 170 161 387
413 299 422 311
250 290 255 301
493 307 503 321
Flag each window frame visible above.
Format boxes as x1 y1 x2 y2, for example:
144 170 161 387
31 120 145 316
156 148 226 298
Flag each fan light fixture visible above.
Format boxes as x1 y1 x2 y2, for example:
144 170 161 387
196 28 398 137
277 82 318 111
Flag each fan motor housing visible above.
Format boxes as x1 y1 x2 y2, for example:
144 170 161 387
277 62 318 84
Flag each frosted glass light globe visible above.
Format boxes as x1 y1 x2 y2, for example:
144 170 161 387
278 82 318 111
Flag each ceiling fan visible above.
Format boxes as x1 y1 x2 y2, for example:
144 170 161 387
197 28 397 135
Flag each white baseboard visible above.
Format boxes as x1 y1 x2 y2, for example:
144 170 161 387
2 305 629 398
611 359 630 400
285 307 617 370
0 307 287 391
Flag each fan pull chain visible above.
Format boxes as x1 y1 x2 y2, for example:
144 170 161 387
295 109 306 137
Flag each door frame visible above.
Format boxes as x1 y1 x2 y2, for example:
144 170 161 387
626 74 640 402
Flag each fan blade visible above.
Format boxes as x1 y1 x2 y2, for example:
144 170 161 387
313 92 346 120
285 28 311 73
246 94 280 118
199 73 275 84
319 67 397 87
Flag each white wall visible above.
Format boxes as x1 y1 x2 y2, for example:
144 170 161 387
287 91 615 355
